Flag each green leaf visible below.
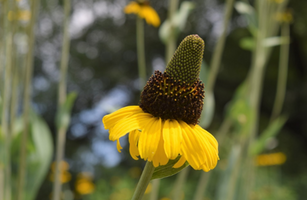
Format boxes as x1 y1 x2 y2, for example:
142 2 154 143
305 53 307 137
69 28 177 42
251 116 287 155
225 82 255 135
234 1 258 35
159 1 195 44
151 157 189 180
56 92 77 129
9 113 53 200
199 61 215 128
25 112 53 200
199 91 215 128
239 37 255 51
262 36 290 47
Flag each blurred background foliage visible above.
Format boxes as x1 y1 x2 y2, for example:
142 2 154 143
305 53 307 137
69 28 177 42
1 0 307 199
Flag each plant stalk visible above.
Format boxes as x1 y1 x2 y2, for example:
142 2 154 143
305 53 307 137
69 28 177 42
131 162 155 200
52 0 71 199
165 0 179 63
270 22 290 122
206 0 235 93
136 16 146 89
172 167 189 200
149 179 160 200
16 0 39 199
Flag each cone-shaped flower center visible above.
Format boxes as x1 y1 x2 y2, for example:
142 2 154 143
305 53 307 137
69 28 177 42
166 34 204 84
140 35 205 125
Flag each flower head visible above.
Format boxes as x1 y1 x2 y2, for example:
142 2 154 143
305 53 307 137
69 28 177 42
103 35 219 172
124 1 160 27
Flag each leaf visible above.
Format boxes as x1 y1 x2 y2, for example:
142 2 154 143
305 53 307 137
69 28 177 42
25 112 53 200
234 1 258 36
251 116 287 155
262 36 290 47
151 157 189 180
199 91 215 128
239 37 255 51
173 2 195 31
199 61 215 128
159 1 195 44
56 92 77 129
216 145 242 200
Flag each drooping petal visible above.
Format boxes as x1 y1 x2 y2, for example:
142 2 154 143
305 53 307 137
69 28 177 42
193 125 219 170
140 6 160 27
180 121 207 170
138 117 162 161
152 135 169 167
116 139 122 153
103 106 142 130
129 130 140 160
163 119 182 159
109 112 152 141
124 2 141 15
173 155 187 168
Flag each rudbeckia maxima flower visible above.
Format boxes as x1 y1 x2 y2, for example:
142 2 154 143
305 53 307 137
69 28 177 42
124 1 160 27
103 35 219 172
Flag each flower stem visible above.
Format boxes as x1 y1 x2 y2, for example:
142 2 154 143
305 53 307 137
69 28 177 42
165 0 179 63
270 22 290 122
136 16 146 89
16 0 38 199
52 0 71 199
206 0 235 93
131 162 155 200
149 179 160 200
172 167 189 200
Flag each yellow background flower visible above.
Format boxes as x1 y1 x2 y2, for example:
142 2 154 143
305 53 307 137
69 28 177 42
256 152 287 166
124 1 160 27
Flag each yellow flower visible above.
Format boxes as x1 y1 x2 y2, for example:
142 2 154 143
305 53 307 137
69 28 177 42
76 179 95 195
8 10 31 21
124 1 160 27
103 35 219 172
275 10 293 23
49 161 71 183
256 152 287 166
75 172 95 195
49 171 72 183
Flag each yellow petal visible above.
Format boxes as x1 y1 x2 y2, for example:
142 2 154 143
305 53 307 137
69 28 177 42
140 6 160 27
152 134 169 167
109 112 152 141
180 121 206 170
103 106 142 130
129 130 140 160
124 2 141 15
116 139 122 153
163 119 182 159
138 117 162 161
194 125 219 170
173 155 187 168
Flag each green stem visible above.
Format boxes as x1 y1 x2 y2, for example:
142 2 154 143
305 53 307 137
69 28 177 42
136 16 146 89
131 162 155 200
52 0 71 199
172 167 189 200
2 28 12 200
165 0 179 63
193 172 211 200
149 179 160 200
17 0 39 199
206 0 235 93
193 117 232 200
270 23 290 122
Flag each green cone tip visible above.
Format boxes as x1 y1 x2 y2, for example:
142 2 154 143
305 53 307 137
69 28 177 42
166 34 205 84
